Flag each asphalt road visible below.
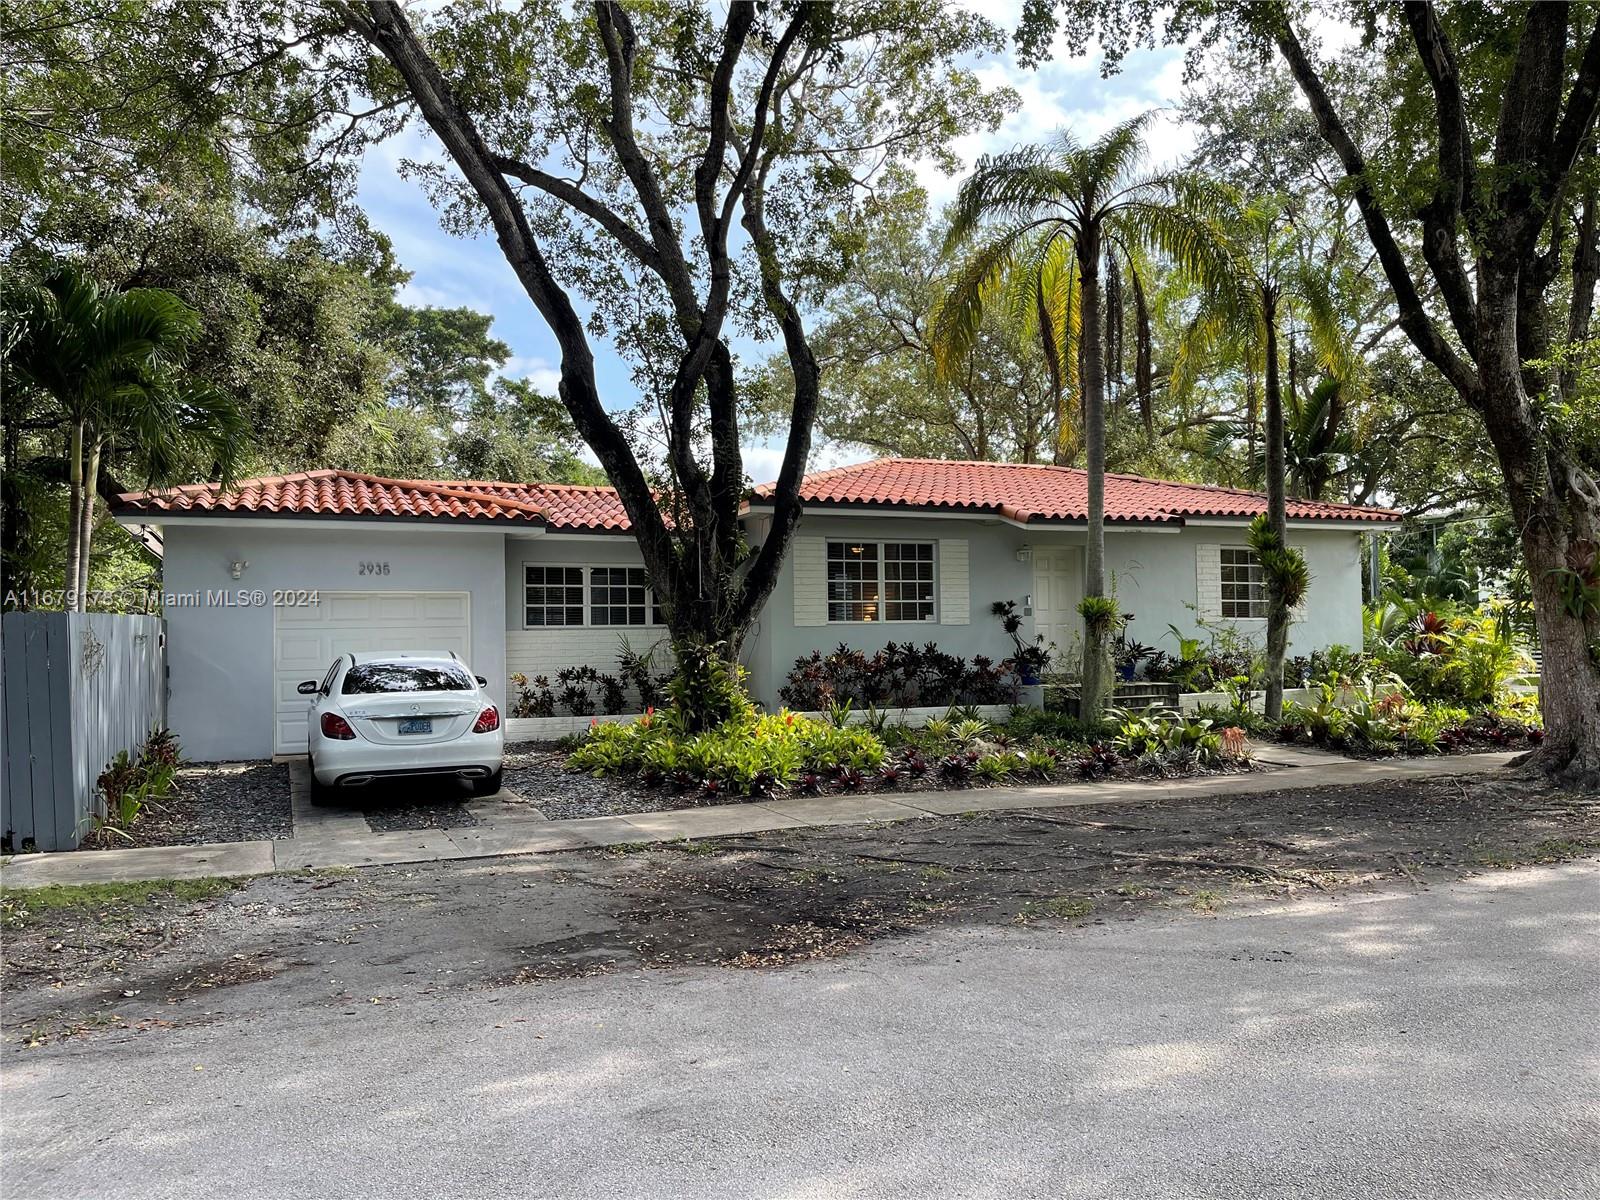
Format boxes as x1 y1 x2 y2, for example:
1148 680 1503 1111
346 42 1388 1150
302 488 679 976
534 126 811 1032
4 861 1597 1200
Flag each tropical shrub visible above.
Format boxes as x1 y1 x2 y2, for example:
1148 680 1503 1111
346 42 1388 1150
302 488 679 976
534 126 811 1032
1362 603 1533 705
779 641 1014 710
568 707 884 797
85 728 182 845
1108 707 1230 766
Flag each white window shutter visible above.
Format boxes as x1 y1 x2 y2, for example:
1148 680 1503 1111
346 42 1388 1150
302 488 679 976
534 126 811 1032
792 536 827 626
1195 543 1222 618
939 539 969 625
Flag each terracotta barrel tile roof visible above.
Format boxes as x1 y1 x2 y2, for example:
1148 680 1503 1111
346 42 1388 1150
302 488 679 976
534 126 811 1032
116 459 1400 533
749 458 1399 525
115 470 550 526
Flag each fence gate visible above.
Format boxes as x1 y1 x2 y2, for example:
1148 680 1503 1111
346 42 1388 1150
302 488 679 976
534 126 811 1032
2 613 167 852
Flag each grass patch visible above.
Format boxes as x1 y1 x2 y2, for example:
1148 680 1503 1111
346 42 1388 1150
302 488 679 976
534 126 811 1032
1018 896 1094 922
0 877 245 929
671 840 720 856
1187 889 1226 912
1474 838 1598 869
603 842 655 856
917 865 954 881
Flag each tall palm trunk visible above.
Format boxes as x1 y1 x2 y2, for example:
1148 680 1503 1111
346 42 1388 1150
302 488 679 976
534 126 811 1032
64 418 85 611
1078 233 1111 724
76 430 104 610
1262 293 1288 721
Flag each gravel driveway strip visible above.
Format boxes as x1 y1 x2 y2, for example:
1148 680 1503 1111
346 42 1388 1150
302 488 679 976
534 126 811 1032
79 761 293 850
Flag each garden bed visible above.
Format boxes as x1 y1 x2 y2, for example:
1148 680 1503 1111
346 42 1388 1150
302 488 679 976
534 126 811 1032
510 719 1258 823
78 761 293 850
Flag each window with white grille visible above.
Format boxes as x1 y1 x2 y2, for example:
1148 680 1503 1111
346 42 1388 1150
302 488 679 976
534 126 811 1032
827 541 935 622
1220 547 1267 618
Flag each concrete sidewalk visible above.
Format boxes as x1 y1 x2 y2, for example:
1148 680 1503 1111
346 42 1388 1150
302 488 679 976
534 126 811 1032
0 748 1519 888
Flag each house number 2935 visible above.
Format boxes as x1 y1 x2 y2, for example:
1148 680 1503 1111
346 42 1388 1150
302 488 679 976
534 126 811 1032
358 561 391 576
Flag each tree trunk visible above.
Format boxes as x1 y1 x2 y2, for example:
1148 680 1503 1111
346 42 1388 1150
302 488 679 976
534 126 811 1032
1262 296 1289 722
1522 515 1600 783
1 416 29 606
64 418 84 612
1078 237 1111 725
76 432 104 611
1478 276 1600 784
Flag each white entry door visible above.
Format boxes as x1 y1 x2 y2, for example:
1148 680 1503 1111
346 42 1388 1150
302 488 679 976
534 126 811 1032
1031 548 1084 669
272 591 471 754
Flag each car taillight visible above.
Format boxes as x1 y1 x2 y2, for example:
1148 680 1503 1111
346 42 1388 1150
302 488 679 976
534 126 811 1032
473 705 500 733
321 712 357 740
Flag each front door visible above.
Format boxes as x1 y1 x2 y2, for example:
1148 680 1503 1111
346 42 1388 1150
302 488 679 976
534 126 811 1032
1031 547 1084 670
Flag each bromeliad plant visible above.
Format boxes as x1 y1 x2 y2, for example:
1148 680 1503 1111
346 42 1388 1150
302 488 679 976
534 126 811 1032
83 727 182 846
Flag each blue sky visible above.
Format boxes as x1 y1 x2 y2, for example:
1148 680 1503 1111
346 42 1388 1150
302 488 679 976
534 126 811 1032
354 12 1194 482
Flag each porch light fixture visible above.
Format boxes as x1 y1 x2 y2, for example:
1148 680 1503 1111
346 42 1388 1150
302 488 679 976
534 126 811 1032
229 559 249 579
1015 544 1032 563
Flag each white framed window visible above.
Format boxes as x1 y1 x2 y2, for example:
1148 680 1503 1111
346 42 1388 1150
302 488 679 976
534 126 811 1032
589 566 662 627
1219 547 1268 618
827 540 936 623
523 564 663 628
525 565 585 627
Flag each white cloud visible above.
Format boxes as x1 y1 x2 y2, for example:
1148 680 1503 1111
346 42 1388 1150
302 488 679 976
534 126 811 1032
915 39 1197 214
739 441 857 486
499 355 563 394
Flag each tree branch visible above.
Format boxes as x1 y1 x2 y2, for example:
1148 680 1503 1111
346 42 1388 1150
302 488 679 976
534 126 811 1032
1402 1 1481 353
344 1 672 567
493 154 663 276
1274 16 1480 400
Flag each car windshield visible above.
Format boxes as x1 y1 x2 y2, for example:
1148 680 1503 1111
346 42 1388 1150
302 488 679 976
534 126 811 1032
341 663 472 695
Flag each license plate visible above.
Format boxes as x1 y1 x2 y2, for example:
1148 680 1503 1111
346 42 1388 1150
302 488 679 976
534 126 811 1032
397 718 433 735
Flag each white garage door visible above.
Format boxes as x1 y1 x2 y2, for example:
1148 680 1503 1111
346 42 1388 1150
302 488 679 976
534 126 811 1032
272 591 471 754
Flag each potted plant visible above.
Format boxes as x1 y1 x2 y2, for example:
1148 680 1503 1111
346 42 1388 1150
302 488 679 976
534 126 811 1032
1112 631 1153 682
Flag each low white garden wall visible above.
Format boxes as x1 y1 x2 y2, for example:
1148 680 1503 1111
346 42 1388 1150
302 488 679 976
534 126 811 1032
1177 688 1318 715
505 703 1018 744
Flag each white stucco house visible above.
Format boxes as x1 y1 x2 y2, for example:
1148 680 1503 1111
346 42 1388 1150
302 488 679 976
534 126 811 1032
112 458 1399 761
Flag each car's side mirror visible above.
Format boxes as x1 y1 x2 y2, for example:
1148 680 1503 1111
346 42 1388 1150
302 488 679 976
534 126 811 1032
297 680 320 695
475 675 488 687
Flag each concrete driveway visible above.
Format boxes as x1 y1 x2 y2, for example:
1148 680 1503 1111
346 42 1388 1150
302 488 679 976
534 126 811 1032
4 862 1597 1200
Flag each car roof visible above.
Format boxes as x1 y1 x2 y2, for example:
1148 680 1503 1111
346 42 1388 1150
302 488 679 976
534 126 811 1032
347 651 463 666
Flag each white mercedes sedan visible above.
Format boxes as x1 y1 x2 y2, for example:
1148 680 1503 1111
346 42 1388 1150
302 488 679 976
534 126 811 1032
300 651 503 803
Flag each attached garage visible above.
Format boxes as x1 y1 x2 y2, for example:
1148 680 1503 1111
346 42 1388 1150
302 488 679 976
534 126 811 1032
272 591 471 754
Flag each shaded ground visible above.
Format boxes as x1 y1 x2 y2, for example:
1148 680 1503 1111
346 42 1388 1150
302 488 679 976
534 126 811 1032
7 864 1596 1200
4 772 1596 1049
79 762 292 850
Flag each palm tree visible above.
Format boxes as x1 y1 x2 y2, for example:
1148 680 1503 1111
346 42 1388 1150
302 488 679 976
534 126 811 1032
1175 195 1338 720
8 267 244 609
934 113 1230 723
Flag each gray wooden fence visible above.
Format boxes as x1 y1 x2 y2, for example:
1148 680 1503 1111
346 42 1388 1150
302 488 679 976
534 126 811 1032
2 613 167 852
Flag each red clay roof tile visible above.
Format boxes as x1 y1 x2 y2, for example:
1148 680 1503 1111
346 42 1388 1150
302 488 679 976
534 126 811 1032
749 458 1399 525
116 459 1400 533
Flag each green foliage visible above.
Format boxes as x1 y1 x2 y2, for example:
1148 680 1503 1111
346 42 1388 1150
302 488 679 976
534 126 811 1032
568 709 885 797
1107 707 1229 765
1247 513 1310 609
974 753 1015 782
1077 595 1120 633
666 641 755 733
1362 605 1533 707
1 878 244 927
85 727 183 845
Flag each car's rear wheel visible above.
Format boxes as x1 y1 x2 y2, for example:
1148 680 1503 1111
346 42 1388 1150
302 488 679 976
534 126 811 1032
307 757 336 807
471 767 504 797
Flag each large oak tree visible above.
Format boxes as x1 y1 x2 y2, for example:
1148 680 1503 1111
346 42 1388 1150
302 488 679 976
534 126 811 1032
332 0 1008 660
